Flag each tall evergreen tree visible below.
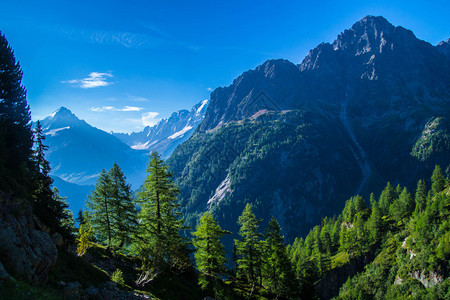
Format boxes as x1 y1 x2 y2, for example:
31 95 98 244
431 165 445 196
76 209 85 226
192 211 228 290
108 163 138 249
379 182 395 214
389 187 414 221
86 164 137 250
235 203 262 286
136 152 189 270
87 169 114 248
0 32 33 195
367 196 382 244
32 121 68 234
262 217 298 298
415 179 427 213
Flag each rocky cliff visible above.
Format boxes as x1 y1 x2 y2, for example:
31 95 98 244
0 190 58 283
167 15 450 243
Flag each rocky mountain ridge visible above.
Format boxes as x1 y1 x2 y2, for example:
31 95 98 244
168 15 450 242
113 99 208 158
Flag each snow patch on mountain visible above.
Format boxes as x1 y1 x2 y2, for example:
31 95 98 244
45 126 70 136
113 99 208 158
196 99 208 115
168 125 193 140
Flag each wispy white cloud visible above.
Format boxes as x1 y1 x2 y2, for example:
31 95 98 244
89 106 143 112
141 112 160 127
207 87 213 92
127 95 149 102
63 72 114 89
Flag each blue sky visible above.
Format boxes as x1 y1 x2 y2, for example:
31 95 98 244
1 0 448 133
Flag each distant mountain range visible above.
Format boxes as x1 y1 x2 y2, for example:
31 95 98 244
167 15 450 241
112 99 208 158
41 100 208 214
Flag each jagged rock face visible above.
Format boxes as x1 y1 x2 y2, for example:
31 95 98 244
0 191 57 283
198 59 302 132
168 15 450 243
113 99 208 158
300 15 450 184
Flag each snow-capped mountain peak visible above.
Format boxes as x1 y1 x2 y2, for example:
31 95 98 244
113 99 208 158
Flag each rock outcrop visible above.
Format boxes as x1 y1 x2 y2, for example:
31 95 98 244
168 15 450 243
0 190 58 283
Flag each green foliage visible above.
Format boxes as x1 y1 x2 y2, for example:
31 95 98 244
167 110 362 241
136 152 190 271
192 211 229 291
415 179 427 212
0 31 34 196
32 121 70 235
261 217 298 298
332 169 450 299
287 167 449 299
112 269 125 285
86 164 137 250
53 187 76 241
235 203 262 286
389 187 414 222
411 117 450 163
108 163 138 249
379 182 395 214
431 165 446 196
77 224 93 256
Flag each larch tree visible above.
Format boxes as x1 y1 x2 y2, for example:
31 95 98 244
108 163 138 249
262 217 298 298
431 165 445 196
192 211 229 290
86 164 137 251
367 195 382 244
87 169 114 248
136 152 189 271
235 203 262 286
379 182 395 214
415 179 427 213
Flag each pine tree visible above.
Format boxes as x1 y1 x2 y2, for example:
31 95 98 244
415 179 427 212
262 217 298 298
367 195 382 244
108 163 138 249
389 187 414 221
76 209 85 225
0 32 33 195
86 164 137 250
136 152 189 270
86 169 114 248
353 195 366 215
235 203 262 286
379 182 395 214
32 121 68 234
431 165 445 196
192 211 229 290
53 187 75 241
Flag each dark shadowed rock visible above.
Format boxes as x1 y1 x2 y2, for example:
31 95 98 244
168 15 450 246
0 190 58 283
